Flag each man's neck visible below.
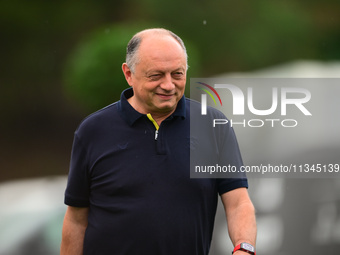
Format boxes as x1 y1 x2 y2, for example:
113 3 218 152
127 97 175 126
146 111 174 126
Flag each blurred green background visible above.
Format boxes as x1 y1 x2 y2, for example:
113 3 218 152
1 0 340 181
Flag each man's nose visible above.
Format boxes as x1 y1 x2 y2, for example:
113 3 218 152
160 73 175 91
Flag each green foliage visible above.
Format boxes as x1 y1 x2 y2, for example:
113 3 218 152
63 24 136 111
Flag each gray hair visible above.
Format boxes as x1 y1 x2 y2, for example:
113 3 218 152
126 28 188 73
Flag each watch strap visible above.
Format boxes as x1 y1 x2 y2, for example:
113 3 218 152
232 242 256 255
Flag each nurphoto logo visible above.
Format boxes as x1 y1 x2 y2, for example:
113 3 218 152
195 81 312 128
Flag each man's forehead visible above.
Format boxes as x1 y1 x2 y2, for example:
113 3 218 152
137 37 186 66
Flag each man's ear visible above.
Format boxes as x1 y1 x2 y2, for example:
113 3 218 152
122 63 133 86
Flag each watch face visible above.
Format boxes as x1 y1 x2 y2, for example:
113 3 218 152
241 243 255 252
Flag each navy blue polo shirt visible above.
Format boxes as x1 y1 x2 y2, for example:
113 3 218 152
65 88 247 255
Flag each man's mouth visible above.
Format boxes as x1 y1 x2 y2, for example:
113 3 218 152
155 93 175 100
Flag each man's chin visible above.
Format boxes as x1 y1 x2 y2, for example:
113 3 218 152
155 103 177 113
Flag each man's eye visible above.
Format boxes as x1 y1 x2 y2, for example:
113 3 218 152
149 74 161 80
172 72 184 79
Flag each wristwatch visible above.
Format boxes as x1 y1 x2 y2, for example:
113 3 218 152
232 242 256 255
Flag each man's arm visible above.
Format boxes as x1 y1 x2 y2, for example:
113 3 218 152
60 206 89 255
221 187 257 254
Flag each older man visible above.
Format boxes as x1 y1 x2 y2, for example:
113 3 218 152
61 28 256 255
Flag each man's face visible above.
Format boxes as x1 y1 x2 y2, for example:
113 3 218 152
123 35 187 116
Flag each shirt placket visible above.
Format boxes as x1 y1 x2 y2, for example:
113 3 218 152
146 113 166 155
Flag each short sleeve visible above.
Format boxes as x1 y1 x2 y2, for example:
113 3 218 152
217 122 248 195
217 178 248 195
64 134 90 207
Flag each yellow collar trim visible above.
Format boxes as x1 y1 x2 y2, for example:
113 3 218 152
146 113 159 130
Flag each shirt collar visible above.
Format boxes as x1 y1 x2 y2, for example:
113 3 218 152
118 88 186 127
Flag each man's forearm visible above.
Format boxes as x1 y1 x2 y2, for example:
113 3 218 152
60 222 86 254
60 207 89 255
221 188 257 253
227 201 256 247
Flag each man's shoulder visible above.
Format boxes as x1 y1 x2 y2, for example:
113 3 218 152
76 102 120 133
185 97 228 119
